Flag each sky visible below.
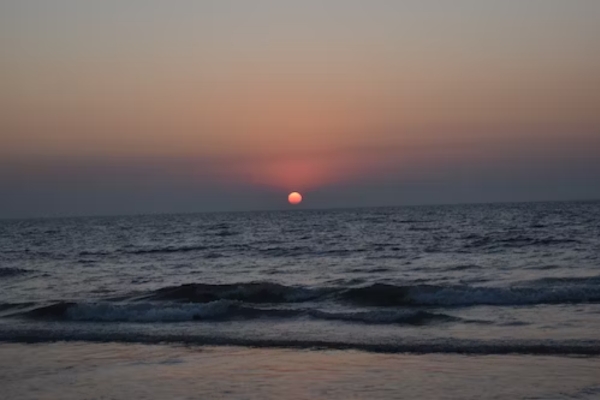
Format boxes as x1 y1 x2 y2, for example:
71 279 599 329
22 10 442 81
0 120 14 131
1 0 599 217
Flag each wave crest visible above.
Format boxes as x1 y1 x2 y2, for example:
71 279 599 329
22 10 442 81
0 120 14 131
14 301 461 325
146 282 325 303
340 282 600 307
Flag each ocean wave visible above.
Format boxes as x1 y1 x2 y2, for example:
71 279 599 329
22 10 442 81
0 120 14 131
12 279 600 318
339 283 600 307
18 300 277 322
525 275 600 286
446 264 483 271
135 280 600 307
0 267 32 278
204 252 226 259
308 309 460 325
78 250 112 256
1 329 599 356
145 282 326 303
465 235 580 250
525 264 562 271
258 246 313 257
214 230 238 237
412 264 483 272
0 302 35 313
13 301 461 325
126 245 210 255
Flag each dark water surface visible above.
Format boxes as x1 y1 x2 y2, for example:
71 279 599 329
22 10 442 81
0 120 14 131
1 201 600 398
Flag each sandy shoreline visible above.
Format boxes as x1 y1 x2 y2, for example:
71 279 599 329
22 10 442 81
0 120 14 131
1 342 599 399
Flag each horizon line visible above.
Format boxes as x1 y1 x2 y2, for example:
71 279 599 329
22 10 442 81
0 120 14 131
1 197 598 222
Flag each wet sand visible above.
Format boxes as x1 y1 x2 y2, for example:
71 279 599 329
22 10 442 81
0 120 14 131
1 342 600 399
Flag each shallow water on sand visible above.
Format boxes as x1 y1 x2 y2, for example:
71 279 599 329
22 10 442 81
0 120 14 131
2 343 600 400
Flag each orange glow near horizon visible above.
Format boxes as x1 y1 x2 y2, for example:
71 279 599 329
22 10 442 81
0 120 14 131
226 153 375 192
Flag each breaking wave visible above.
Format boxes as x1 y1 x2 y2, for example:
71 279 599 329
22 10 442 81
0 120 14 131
18 301 289 322
140 280 600 308
340 282 600 307
144 282 326 303
43 279 600 309
13 301 461 325
5 278 599 326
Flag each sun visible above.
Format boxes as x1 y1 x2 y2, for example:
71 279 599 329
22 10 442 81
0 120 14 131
288 192 303 205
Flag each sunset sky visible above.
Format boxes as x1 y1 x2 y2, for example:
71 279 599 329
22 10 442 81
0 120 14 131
1 1 599 217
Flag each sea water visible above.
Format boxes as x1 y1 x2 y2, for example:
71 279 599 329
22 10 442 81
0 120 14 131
1 201 600 399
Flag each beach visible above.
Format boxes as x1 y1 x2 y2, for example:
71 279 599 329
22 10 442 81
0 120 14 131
2 342 600 399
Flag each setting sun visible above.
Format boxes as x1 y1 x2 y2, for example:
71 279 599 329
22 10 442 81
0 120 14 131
288 192 303 205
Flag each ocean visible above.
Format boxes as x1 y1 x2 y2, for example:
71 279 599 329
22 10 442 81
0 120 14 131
1 201 600 399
